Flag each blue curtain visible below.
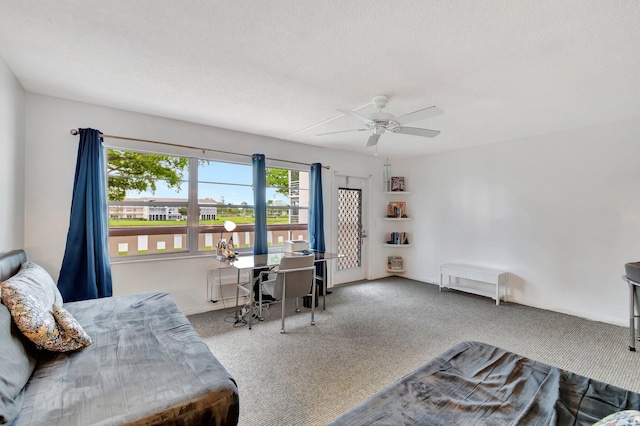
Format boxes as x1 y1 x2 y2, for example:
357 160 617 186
58 128 112 302
309 163 325 252
309 163 325 279
252 154 268 255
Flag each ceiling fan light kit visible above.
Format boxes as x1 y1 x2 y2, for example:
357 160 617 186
320 95 443 149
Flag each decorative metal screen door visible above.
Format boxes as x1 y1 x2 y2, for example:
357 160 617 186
337 187 362 270
332 173 368 284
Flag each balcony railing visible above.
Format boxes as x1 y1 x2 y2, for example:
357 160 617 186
109 223 309 257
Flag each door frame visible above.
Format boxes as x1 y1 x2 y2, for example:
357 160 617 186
330 172 371 285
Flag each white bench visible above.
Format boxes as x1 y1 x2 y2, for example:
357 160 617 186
440 263 509 305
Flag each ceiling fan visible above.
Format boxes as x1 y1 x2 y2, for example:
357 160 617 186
318 95 443 147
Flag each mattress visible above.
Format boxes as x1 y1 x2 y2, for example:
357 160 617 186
329 341 640 426
13 292 239 426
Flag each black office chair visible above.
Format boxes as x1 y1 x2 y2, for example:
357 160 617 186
258 255 316 333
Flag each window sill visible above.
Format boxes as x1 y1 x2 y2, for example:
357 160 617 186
110 252 221 264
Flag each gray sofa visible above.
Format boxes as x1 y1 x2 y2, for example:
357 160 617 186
329 340 640 425
0 249 239 425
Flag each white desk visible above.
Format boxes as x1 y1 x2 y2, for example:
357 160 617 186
217 250 341 328
440 263 509 305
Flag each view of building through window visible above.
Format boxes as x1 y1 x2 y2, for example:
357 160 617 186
107 149 309 257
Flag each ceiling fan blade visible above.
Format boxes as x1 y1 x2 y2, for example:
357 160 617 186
394 126 441 138
316 129 368 136
338 109 374 124
366 133 381 147
395 106 443 125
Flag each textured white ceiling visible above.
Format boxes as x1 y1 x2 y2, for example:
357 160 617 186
0 1 638 158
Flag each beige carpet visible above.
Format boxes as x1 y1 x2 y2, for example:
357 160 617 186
188 277 640 426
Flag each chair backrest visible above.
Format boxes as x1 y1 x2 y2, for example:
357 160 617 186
271 255 315 300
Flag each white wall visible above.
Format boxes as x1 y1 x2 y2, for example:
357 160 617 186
24 94 382 314
0 56 25 254
392 120 640 326
24 93 638 325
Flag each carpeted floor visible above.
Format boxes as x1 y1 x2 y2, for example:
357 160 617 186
188 277 640 426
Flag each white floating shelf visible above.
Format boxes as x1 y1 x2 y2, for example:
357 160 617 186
386 268 406 273
384 191 412 195
382 217 412 221
382 243 413 247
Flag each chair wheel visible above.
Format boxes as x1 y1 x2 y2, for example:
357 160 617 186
295 308 301 313
280 329 285 334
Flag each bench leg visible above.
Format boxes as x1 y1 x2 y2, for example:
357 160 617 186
636 286 640 348
630 282 636 351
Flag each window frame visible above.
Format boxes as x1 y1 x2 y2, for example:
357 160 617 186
107 150 309 261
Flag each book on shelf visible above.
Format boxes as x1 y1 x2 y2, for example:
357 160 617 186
391 176 405 191
386 201 407 218
387 256 404 270
387 232 409 245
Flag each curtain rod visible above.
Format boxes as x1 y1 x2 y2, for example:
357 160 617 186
334 172 372 179
69 129 330 170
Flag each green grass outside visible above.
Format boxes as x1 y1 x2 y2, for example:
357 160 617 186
109 216 291 227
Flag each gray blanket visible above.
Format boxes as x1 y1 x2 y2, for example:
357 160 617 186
13 292 239 426
329 341 640 425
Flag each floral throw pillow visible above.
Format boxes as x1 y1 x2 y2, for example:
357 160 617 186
1 277 91 352
594 410 640 426
20 261 64 307
52 304 92 348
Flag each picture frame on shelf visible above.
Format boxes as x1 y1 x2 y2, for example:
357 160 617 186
391 176 405 192
387 256 404 270
387 201 407 218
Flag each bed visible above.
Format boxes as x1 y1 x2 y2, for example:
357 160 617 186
1 249 239 425
329 340 640 425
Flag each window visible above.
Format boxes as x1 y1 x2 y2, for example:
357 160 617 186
107 149 189 257
264 167 309 246
107 149 309 258
196 161 253 251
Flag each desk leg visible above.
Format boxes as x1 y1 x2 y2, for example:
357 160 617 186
311 276 316 326
322 260 327 310
280 279 287 333
630 282 636 351
249 274 255 330
235 269 240 321
259 275 265 319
